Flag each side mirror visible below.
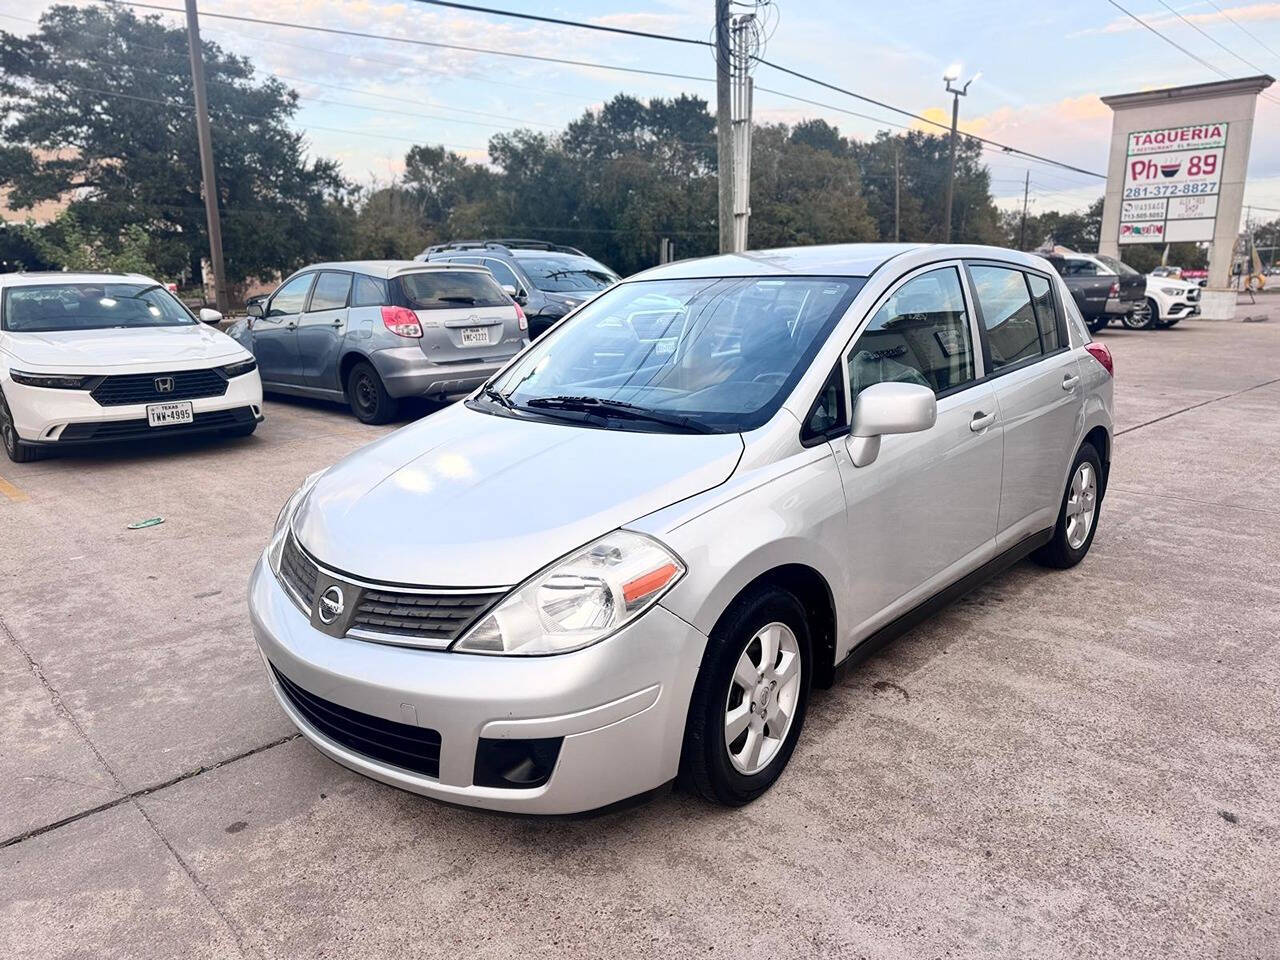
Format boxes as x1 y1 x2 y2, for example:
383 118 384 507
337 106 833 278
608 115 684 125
199 307 223 325
246 302 265 319
846 381 937 467
501 283 518 298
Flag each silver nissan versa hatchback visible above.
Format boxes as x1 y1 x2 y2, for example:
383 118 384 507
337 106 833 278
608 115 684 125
249 243 1114 814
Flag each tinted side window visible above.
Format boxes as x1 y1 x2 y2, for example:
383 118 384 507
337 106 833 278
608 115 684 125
308 272 351 311
484 258 521 291
1026 273 1061 352
847 267 975 400
1064 259 1099 277
351 274 387 307
970 265 1043 369
268 274 314 317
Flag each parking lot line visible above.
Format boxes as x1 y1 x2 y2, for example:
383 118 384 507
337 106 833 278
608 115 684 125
0 471 27 502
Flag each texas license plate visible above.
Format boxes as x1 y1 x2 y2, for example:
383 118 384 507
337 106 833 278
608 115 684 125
147 401 194 427
460 327 489 346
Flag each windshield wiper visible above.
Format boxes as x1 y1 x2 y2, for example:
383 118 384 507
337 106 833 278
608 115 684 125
480 384 514 410
436 295 478 304
521 395 715 434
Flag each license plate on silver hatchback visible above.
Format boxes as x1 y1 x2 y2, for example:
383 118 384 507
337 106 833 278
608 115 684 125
147 400 194 427
460 327 489 346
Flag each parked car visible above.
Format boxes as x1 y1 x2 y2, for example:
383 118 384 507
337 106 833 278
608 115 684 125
250 242 1114 814
0 271 262 463
229 261 528 424
1045 251 1146 332
1144 273 1201 328
419 239 620 339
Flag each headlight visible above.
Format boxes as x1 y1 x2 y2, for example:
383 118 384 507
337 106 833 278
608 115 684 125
1159 287 1182 296
454 530 685 656
9 369 96 389
221 358 258 378
267 470 324 575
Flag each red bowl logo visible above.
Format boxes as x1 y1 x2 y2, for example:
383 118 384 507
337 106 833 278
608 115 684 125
1160 162 1181 178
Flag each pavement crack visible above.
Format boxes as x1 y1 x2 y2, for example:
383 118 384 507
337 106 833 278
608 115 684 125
0 612 289 958
1116 375 1280 436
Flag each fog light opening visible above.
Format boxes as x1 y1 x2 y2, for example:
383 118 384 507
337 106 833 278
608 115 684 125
474 736 563 789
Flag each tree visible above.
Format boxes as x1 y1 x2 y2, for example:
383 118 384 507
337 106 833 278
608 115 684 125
0 4 352 286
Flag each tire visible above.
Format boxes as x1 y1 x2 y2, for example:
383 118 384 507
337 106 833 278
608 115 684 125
1122 300 1155 330
0 389 46 463
1086 316 1109 333
1033 442 1103 569
680 587 813 806
346 361 399 425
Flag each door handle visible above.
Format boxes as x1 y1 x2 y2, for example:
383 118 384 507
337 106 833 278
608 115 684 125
286 322 296 329
970 410 997 432
332 318 343 326
1062 374 1080 390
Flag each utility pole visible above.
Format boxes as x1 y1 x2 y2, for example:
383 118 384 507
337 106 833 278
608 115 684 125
715 0 733 255
184 0 229 312
941 66 977 244
893 144 901 242
729 14 755 252
1018 171 1030 250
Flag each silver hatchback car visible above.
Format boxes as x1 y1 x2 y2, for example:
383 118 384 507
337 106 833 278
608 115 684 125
249 243 1114 813
233 261 528 423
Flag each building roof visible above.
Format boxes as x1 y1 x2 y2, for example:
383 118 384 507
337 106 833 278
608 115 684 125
1102 74 1275 108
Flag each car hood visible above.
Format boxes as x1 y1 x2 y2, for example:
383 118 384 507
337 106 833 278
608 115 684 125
3 324 247 370
293 403 744 587
1147 276 1196 291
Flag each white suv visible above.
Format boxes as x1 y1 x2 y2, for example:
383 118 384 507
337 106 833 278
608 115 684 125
0 272 263 462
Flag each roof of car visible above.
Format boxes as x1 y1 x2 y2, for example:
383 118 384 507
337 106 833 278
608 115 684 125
631 243 1052 281
0 271 156 287
297 260 489 279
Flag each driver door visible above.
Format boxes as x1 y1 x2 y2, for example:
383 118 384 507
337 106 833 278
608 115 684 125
829 264 1003 639
253 272 313 385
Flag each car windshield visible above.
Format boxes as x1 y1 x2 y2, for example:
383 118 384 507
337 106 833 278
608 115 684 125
484 276 864 433
516 255 619 293
399 270 509 309
1 282 194 332
1096 254 1139 277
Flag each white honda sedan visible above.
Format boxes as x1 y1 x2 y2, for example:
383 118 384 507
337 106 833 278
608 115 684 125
0 272 263 462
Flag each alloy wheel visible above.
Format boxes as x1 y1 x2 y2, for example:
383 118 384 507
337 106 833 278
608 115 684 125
724 621 802 775
0 396 16 456
1065 461 1098 549
1124 301 1153 329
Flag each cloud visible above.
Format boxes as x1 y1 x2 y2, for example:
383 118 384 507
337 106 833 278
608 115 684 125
1076 1 1280 36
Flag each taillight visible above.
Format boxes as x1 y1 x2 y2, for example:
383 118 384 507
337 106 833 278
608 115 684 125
514 301 528 332
381 305 422 338
1085 342 1113 376
1108 280 1119 297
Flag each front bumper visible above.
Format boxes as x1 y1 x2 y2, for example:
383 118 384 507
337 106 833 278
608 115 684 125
5 372 264 445
370 345 526 400
248 554 708 814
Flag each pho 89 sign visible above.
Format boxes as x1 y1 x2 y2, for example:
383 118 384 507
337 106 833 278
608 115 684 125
1120 121 1226 244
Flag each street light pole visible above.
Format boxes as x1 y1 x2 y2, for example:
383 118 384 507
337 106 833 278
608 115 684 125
941 65 977 244
184 0 229 312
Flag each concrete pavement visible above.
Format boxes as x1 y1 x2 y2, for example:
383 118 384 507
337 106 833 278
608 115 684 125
1 314 1277 959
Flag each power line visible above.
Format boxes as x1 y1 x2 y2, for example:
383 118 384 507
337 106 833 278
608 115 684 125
409 0 710 47
1202 0 1280 62
1150 0 1273 80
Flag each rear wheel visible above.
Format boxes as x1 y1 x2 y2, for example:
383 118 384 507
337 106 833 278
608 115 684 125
1086 316 1109 333
1033 442 1102 569
346 361 399 425
1123 300 1155 330
0 390 45 463
681 587 812 806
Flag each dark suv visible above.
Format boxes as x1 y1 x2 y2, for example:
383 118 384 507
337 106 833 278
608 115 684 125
418 239 620 339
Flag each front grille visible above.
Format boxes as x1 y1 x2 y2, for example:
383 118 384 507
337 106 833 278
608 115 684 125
279 536 500 646
91 368 228 406
271 663 442 778
58 407 253 442
279 534 319 610
352 590 498 643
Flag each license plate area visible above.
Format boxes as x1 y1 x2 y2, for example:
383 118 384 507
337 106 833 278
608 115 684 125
147 400 194 427
460 327 489 346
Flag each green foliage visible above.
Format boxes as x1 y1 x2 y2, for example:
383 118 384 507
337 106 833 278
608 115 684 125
0 4 352 283
26 212 159 274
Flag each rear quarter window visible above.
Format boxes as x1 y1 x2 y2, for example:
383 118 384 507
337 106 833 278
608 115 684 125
398 271 508 309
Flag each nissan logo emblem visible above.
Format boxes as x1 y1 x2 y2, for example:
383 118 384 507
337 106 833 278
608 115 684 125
317 585 345 624
154 376 175 393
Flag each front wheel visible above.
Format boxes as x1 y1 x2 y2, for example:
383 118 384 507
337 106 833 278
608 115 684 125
346 361 399 425
1033 442 1103 569
0 390 45 463
680 587 812 806
1122 300 1155 330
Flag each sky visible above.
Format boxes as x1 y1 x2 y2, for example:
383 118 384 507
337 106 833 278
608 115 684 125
3 0 1280 223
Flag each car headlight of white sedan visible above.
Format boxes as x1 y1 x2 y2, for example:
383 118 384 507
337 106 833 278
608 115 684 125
454 530 685 656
